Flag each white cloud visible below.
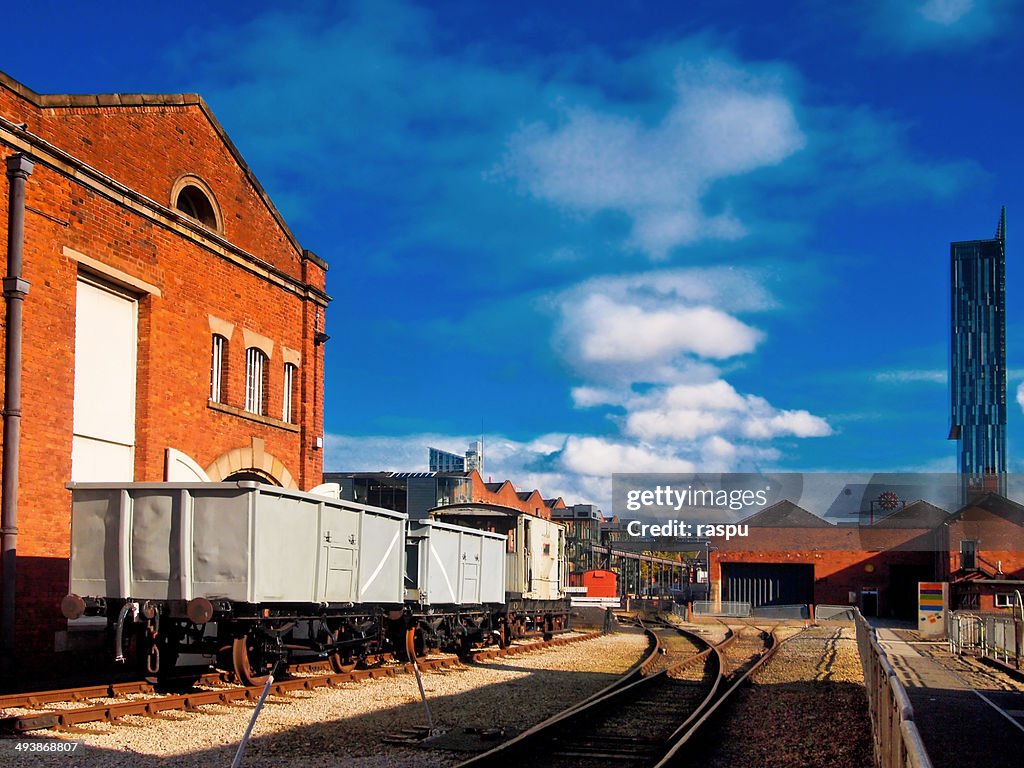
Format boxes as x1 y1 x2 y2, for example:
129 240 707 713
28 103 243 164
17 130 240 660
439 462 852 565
623 382 832 442
505 60 805 258
627 408 731 440
554 269 831 465
555 267 773 386
1016 381 1024 412
571 386 626 408
919 0 975 25
560 436 695 475
572 294 762 364
741 408 833 439
658 381 749 411
873 369 946 384
866 0 1012 50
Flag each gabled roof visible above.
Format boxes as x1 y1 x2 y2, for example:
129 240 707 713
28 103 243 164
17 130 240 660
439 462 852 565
0 71 318 271
741 500 832 528
872 500 950 528
948 493 1024 526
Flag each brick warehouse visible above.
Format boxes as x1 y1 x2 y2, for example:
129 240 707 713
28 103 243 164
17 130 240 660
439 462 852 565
0 72 329 683
709 496 1024 618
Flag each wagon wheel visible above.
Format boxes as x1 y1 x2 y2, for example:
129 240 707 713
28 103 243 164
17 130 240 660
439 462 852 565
542 614 554 642
495 619 510 649
328 629 357 674
232 634 272 687
405 626 426 663
513 619 526 639
455 632 474 658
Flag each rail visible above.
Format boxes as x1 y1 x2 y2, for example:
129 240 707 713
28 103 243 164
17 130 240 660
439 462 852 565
455 623 723 766
854 612 933 768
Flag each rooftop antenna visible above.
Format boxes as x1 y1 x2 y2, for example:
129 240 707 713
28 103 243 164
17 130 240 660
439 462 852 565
996 205 1006 241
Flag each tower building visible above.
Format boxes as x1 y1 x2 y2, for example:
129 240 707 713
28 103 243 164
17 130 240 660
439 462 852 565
949 208 1007 501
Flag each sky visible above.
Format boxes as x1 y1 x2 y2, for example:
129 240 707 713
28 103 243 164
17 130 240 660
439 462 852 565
5 0 1024 511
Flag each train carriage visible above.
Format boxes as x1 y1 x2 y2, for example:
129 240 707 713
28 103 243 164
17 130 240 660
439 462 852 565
60 482 513 684
430 502 570 641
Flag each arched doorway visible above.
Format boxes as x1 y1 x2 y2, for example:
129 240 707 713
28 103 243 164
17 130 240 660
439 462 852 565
204 437 298 489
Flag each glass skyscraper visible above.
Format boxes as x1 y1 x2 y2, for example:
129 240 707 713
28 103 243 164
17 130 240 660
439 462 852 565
949 207 1007 501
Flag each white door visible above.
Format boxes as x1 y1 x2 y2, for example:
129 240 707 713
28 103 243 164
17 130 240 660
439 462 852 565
71 278 137 481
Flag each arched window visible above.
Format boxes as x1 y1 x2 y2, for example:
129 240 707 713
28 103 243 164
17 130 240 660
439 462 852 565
245 348 268 415
175 185 218 228
171 175 222 232
210 334 228 403
282 363 298 423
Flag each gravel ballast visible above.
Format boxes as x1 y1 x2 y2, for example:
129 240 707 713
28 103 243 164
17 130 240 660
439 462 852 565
691 625 874 768
2 632 647 767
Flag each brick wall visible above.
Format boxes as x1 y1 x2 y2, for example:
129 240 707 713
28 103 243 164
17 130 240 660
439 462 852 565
710 525 940 613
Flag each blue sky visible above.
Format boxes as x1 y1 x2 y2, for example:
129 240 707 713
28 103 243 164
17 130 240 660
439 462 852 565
6 0 1023 510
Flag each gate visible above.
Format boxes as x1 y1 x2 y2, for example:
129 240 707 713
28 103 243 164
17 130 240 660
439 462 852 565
949 612 984 655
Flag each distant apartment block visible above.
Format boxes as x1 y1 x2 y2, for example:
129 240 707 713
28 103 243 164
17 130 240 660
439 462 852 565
428 440 484 474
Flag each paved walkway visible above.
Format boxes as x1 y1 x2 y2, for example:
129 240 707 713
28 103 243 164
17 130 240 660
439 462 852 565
874 627 1024 768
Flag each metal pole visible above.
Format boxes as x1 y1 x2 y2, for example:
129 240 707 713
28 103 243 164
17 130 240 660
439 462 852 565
231 663 279 768
410 658 435 733
1 153 33 680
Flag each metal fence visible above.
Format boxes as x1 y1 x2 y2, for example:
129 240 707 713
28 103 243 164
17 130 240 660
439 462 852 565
854 611 933 768
692 600 751 617
750 603 809 620
948 612 984 655
816 604 857 622
949 611 1022 669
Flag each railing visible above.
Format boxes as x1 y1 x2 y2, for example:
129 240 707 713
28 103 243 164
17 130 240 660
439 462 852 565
750 603 809 620
692 600 751 617
949 610 1022 669
816 604 857 621
987 615 1023 668
854 611 933 768
948 612 984 655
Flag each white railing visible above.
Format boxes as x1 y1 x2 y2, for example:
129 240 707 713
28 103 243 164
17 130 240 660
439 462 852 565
854 611 933 768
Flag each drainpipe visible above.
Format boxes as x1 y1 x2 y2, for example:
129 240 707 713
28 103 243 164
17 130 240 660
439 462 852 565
1 153 34 677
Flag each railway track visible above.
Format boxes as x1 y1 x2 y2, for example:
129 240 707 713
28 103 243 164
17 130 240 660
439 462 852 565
0 632 598 734
456 620 782 767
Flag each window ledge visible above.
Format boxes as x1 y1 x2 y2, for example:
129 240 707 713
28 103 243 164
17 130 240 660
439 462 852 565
208 400 300 432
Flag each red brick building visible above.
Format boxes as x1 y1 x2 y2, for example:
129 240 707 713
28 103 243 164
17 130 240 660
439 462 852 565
711 500 942 618
939 494 1024 612
0 72 329 679
709 495 1024 618
467 470 565 520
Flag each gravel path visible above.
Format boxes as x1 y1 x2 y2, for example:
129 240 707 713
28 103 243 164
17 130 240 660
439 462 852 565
1 632 647 767
690 625 874 768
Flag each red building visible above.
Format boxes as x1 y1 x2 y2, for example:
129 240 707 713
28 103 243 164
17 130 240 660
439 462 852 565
710 500 942 618
0 72 329 681
940 494 1024 612
707 495 1024 619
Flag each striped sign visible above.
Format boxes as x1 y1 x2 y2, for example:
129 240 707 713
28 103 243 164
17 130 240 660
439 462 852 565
918 582 948 638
